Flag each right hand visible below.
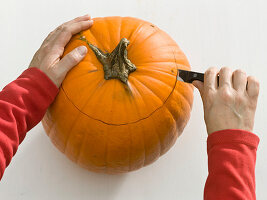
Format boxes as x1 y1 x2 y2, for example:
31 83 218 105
192 67 260 135
29 14 93 88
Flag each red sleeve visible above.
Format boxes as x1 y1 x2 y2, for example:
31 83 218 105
0 67 59 180
204 129 260 200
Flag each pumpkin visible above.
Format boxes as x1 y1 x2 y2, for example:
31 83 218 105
42 16 193 174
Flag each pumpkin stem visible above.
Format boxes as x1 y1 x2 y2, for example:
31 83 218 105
79 34 136 84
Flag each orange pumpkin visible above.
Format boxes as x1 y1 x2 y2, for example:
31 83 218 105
42 16 193 173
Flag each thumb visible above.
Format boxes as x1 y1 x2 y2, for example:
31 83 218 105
192 80 204 95
57 45 88 74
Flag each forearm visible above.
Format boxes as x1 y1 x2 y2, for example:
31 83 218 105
0 67 58 179
204 129 259 200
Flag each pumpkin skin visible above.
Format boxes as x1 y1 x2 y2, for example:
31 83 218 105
42 16 194 173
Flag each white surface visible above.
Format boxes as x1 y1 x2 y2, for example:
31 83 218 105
0 0 266 199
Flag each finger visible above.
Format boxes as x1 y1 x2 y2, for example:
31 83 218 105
246 76 260 98
43 15 92 47
53 20 93 49
192 80 204 96
56 46 88 75
57 14 91 29
218 67 232 88
232 69 247 92
69 14 91 23
41 31 54 46
204 67 219 90
192 80 204 93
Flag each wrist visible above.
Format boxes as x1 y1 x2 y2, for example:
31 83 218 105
207 129 259 151
208 128 255 136
206 123 254 135
26 67 60 89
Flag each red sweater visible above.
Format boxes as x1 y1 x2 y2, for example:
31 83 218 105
0 68 259 199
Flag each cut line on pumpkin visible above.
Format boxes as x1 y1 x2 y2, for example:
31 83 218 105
61 75 178 126
60 43 189 126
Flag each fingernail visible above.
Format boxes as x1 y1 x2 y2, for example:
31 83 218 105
77 46 87 56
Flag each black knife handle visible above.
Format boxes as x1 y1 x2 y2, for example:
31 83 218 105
178 69 204 83
178 69 219 84
188 71 204 83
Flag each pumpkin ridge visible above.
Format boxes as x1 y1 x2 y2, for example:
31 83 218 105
128 125 132 172
126 79 147 168
86 24 106 52
71 75 104 110
131 76 164 105
133 74 174 100
150 112 162 156
126 78 145 123
83 30 102 50
76 129 86 163
128 27 160 53
174 90 192 127
60 67 179 126
160 104 178 155
126 20 147 49
140 122 147 166
176 83 194 105
105 127 108 173
63 112 83 154
76 78 106 113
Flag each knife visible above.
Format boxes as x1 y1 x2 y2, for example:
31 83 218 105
177 69 219 84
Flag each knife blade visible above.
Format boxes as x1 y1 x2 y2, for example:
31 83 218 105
177 69 219 84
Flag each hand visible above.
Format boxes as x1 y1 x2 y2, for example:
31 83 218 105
29 14 93 88
192 67 260 135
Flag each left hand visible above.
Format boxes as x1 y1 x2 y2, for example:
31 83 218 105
29 14 93 88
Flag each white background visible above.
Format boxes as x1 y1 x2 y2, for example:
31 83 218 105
0 0 266 199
